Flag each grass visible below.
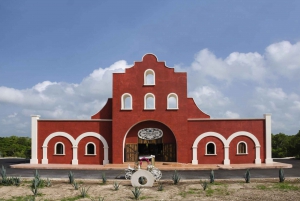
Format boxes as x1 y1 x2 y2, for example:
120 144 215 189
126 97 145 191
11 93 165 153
60 195 81 201
256 184 268 190
273 183 300 191
206 188 214 197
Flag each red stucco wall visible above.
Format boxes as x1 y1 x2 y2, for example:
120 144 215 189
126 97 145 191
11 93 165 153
37 121 112 164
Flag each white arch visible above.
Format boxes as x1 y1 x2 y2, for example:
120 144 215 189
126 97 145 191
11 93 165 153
205 141 216 155
54 142 65 155
227 131 261 164
144 93 155 109
167 93 178 109
144 69 155 85
42 132 75 165
85 142 96 155
76 132 109 165
192 132 228 165
227 131 260 147
192 132 227 148
237 141 248 154
121 93 132 110
42 131 109 165
192 131 261 165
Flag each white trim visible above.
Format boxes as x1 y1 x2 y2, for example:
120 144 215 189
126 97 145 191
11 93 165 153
188 118 265 121
121 93 133 110
237 141 248 154
30 115 40 164
205 141 216 155
167 93 179 110
144 69 155 85
144 93 155 109
85 142 96 155
264 114 273 164
38 119 112 121
54 142 65 155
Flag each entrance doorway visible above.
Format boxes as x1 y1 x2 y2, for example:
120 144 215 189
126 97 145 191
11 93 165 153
124 121 177 162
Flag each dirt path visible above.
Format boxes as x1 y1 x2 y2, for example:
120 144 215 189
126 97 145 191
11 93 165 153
0 178 300 200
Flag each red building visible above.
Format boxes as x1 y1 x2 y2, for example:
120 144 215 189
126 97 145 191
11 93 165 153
30 54 273 165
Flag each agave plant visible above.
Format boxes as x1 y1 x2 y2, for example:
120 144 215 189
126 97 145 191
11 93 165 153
210 170 215 183
113 181 120 190
0 165 7 182
31 177 39 196
157 182 163 191
101 172 107 184
200 180 208 190
68 171 74 184
72 181 79 190
131 187 142 200
172 170 181 185
279 168 285 183
244 169 251 183
79 186 90 198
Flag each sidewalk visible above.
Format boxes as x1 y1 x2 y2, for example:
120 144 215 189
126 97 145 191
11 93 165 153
10 161 292 170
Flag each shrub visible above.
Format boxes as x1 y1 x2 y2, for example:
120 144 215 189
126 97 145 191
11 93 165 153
72 181 79 190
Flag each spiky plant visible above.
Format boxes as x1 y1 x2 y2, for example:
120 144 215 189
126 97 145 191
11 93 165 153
31 177 39 196
79 186 90 198
172 170 181 185
244 169 251 183
46 177 51 187
210 170 215 183
131 187 142 200
101 172 107 184
0 165 7 181
200 180 208 190
72 181 79 190
34 170 40 181
157 182 163 191
113 181 120 190
68 171 74 184
279 168 285 183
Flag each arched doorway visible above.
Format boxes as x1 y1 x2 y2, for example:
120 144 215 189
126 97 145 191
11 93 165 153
124 120 176 162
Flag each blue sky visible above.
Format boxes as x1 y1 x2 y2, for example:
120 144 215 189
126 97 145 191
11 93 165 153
1 1 300 137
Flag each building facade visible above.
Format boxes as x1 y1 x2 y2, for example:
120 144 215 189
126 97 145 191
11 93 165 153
30 54 273 165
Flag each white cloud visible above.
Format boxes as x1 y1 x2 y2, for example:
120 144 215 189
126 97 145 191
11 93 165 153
1 40 300 136
224 111 240 118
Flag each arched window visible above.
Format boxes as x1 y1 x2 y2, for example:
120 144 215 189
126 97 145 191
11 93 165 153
54 142 64 155
167 93 178 109
144 93 155 109
85 142 96 155
206 142 216 155
121 93 132 110
237 141 248 154
144 69 155 85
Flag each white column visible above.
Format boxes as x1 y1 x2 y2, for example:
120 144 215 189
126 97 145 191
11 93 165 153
30 115 40 164
224 146 230 165
72 145 78 165
264 114 273 164
103 147 109 165
41 146 48 164
255 145 261 164
192 146 198 165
